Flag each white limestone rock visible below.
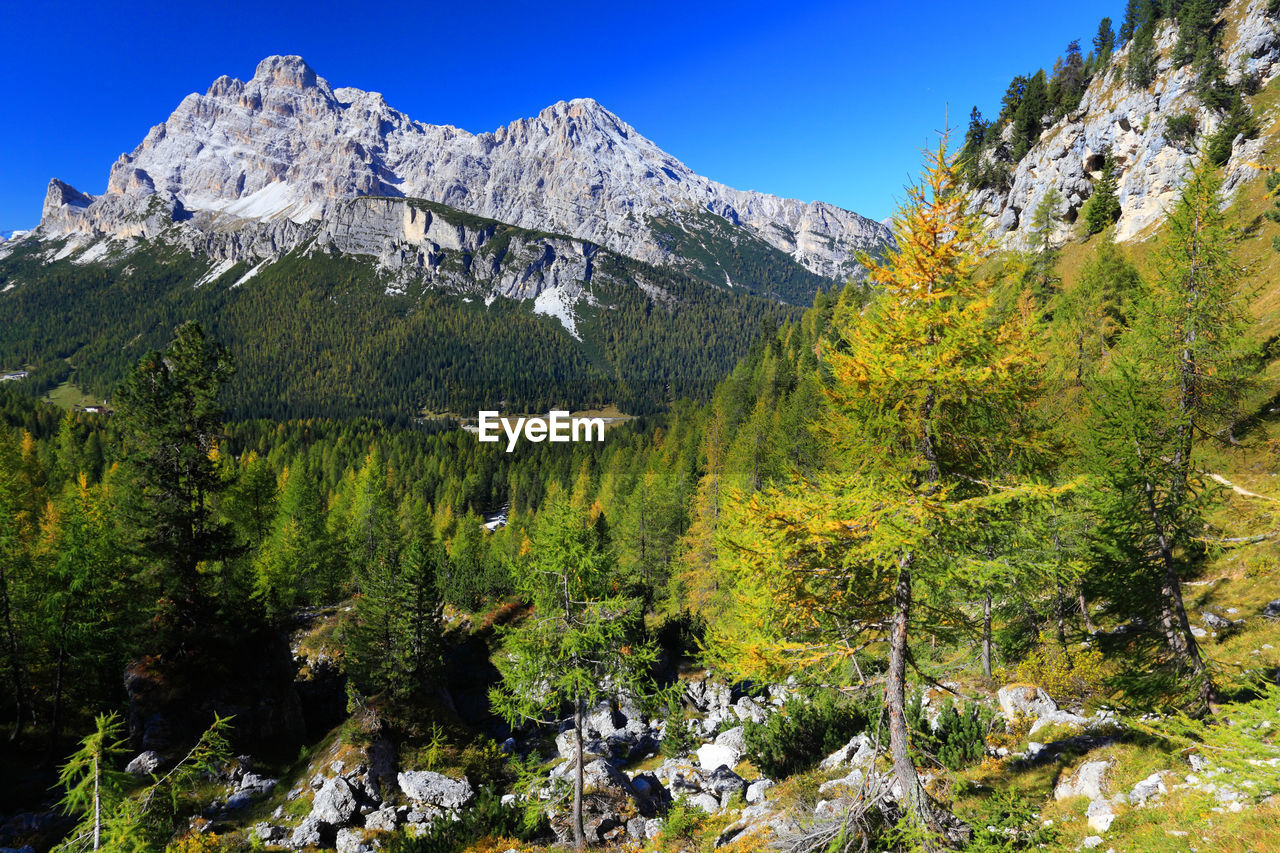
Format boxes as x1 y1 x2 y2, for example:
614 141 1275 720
35 56 889 284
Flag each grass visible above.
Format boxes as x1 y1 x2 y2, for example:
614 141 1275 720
41 379 100 410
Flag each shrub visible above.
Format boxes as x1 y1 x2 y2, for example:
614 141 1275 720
1008 632 1106 706
654 802 708 853
660 705 697 759
457 739 508 790
1163 113 1197 147
743 690 877 779
906 691 995 770
962 788 1059 852
384 788 541 853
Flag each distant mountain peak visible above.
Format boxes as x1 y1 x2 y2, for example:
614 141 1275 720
37 55 890 280
252 54 320 88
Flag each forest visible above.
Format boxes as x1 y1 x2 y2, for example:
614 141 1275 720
0 216 810 420
1 124 1279 853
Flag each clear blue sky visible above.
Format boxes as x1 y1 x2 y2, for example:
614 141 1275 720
0 0 1120 231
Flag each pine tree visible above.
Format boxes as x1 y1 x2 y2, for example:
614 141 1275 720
1120 0 1140 43
1014 70 1048 159
1094 17 1116 58
1027 187 1064 302
1084 153 1123 234
114 322 237 647
490 487 660 852
1052 239 1143 386
1126 24 1159 88
1082 159 1251 712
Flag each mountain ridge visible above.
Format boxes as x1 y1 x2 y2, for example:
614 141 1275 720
32 55 889 284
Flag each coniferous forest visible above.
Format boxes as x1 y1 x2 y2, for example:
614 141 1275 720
5 2 1280 852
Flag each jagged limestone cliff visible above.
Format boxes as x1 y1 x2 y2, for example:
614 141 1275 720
975 0 1280 246
29 55 889 289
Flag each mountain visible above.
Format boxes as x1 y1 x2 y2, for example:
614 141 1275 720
33 55 888 285
969 0 1280 247
0 56 892 418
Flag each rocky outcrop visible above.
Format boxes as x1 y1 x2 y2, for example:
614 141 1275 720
35 55 889 282
976 0 1280 246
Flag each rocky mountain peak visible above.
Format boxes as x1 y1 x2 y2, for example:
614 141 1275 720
34 55 890 281
252 54 320 89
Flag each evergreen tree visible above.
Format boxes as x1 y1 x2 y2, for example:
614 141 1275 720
1126 23 1159 88
1120 0 1140 43
1052 239 1143 387
112 321 238 649
490 487 660 852
1084 153 1123 234
1083 160 1251 712
1050 41 1087 116
1173 0 1221 67
1094 16 1116 58
1027 187 1064 302
1013 70 1049 159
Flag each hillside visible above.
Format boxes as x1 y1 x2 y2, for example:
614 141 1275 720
7 4 1280 853
0 55 891 418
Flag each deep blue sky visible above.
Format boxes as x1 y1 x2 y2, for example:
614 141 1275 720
0 0 1120 231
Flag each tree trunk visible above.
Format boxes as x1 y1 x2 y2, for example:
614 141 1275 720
981 593 992 679
93 752 101 850
572 698 586 852
1078 589 1097 634
1142 477 1213 711
887 559 970 848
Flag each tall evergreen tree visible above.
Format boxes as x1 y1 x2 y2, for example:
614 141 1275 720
1094 16 1116 58
1013 70 1049 159
1084 153 1123 234
113 321 237 649
1082 160 1251 712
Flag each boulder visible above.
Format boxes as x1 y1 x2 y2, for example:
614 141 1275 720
289 815 328 847
1086 797 1117 833
746 778 774 804
125 751 162 776
997 684 1058 722
1028 709 1090 738
587 700 623 738
818 768 866 795
312 776 358 826
702 766 747 800
1054 759 1113 801
252 823 286 843
687 792 722 813
336 828 377 853
696 743 740 772
1202 612 1232 631
1262 599 1280 619
714 725 747 754
644 817 664 839
818 734 874 771
365 807 399 831
626 816 647 841
397 770 473 809
1129 771 1170 805
731 697 767 724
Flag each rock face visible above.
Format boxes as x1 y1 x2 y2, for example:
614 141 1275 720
36 55 889 283
396 770 474 810
974 0 1280 247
